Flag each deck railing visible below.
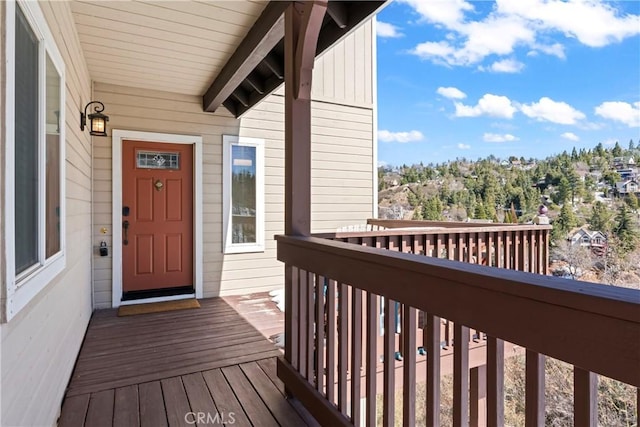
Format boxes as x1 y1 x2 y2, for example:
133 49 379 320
276 226 640 427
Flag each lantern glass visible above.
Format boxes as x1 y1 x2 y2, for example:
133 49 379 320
91 117 105 134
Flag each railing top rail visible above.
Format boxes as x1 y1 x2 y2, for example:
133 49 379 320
277 234 640 386
367 219 551 230
315 223 552 239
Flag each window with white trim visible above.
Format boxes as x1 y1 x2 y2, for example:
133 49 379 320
4 1 66 320
222 136 265 254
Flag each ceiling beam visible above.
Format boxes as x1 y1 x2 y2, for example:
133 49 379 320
203 1 290 112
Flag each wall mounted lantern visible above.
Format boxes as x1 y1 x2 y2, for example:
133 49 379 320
80 101 109 136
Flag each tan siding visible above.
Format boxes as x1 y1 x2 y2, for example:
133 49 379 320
1 2 93 427
93 80 372 304
312 20 374 106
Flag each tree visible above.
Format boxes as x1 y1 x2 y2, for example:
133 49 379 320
552 204 577 243
612 141 623 157
625 193 639 212
422 197 443 220
628 139 635 151
589 201 612 233
553 176 571 204
613 204 638 254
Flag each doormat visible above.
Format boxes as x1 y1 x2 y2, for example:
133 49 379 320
117 299 200 317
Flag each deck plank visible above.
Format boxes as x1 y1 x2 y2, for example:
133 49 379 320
221 365 280 427
240 361 306 427
181 373 218 427
202 369 252 427
161 377 191 427
139 381 168 427
85 389 114 427
114 385 140 427
58 394 90 427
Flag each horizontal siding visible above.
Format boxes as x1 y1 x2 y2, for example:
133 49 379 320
93 81 372 305
1 2 93 427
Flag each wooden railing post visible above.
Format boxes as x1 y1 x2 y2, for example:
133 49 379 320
525 350 545 427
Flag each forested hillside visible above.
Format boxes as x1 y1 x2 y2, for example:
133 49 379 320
378 139 640 286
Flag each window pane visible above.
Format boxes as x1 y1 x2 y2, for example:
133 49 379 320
231 145 257 243
46 54 61 258
14 7 39 274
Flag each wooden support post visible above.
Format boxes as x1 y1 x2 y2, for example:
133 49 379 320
284 1 327 236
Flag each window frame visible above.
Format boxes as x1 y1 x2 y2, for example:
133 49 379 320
3 0 66 321
222 135 265 254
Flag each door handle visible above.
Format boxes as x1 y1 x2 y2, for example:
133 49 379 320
123 220 129 245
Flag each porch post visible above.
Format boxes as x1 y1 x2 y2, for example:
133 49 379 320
283 0 327 368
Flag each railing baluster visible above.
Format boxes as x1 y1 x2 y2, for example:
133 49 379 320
525 350 545 427
351 288 363 426
487 336 504 427
299 270 308 378
477 232 484 265
447 234 454 260
426 314 441 427
307 272 315 382
529 230 536 273
470 365 487 427
505 231 512 269
453 324 470 427
383 297 395 427
496 232 503 268
326 279 337 404
403 306 417 425
365 293 378 427
287 265 299 371
338 283 349 415
457 233 465 261
315 274 325 394
574 367 598 426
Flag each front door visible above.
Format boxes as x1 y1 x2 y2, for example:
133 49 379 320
122 140 193 298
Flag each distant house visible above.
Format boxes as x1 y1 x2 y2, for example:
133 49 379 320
570 229 607 249
618 168 637 181
613 156 636 170
615 179 640 197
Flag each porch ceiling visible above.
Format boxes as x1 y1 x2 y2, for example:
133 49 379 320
71 0 269 97
72 0 386 116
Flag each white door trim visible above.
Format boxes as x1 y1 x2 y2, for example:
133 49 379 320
111 129 203 308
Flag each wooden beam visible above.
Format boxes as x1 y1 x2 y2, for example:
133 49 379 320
284 1 327 236
202 1 290 112
231 88 249 107
245 73 265 94
264 53 284 79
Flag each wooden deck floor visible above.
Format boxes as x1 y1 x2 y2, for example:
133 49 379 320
58 297 315 427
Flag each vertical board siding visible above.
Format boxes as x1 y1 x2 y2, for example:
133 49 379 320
1 2 93 426
313 20 373 106
92 81 373 307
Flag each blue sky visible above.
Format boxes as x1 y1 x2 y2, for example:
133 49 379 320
376 0 640 166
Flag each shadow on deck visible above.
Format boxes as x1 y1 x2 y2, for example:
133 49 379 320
58 297 315 427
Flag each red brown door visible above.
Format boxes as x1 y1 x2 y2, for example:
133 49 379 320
122 140 193 293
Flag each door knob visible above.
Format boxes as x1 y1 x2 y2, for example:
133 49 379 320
123 220 130 245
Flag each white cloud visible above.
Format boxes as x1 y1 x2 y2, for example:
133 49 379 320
520 97 586 124
400 0 474 28
436 86 467 100
483 133 519 143
378 130 424 143
457 143 471 150
377 21 403 38
594 101 640 127
499 0 640 48
481 58 525 73
561 132 580 141
455 94 517 119
405 0 639 67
